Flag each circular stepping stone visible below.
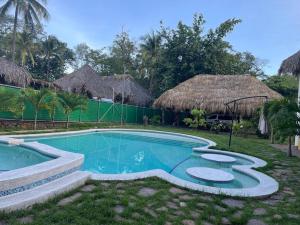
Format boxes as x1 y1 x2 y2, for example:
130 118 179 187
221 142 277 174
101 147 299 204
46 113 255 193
201 154 236 163
186 167 234 182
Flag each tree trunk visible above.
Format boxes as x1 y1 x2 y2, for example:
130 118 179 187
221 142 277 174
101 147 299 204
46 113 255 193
288 136 293 157
66 114 70 129
12 4 19 62
270 127 274 144
34 111 38 130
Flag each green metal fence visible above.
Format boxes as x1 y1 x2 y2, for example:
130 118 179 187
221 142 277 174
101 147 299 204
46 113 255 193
0 84 175 125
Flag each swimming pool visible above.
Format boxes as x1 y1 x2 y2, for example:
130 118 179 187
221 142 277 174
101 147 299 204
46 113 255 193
23 130 264 190
0 142 53 172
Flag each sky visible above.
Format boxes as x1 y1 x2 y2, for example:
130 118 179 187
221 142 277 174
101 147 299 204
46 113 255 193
44 0 300 75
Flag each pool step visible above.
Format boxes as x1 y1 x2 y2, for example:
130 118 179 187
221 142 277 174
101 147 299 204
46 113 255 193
0 171 91 212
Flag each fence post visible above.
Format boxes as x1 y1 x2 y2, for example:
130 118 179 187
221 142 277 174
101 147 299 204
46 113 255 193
136 106 138 124
97 100 100 123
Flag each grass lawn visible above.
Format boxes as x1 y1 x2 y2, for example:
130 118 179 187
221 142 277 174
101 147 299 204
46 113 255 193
1 125 300 225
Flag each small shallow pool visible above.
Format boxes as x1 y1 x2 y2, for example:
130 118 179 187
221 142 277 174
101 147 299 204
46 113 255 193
23 130 260 189
0 143 53 172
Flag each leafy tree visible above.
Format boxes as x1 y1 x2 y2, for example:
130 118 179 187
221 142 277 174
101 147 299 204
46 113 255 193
73 43 91 69
139 31 162 94
28 35 75 81
183 109 206 128
264 99 300 156
139 14 265 96
73 43 112 75
110 30 137 75
263 75 298 100
21 88 51 130
16 31 36 66
0 0 49 62
58 92 87 128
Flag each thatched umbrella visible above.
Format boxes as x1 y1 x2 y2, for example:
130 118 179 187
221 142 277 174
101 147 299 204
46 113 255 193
0 57 32 87
279 50 300 75
153 75 282 117
54 64 153 106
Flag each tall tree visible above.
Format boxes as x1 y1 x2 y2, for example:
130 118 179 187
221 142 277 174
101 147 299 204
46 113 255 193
140 31 162 94
0 0 49 62
111 30 137 75
28 35 74 81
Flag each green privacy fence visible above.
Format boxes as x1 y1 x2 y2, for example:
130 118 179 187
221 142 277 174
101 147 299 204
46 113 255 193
0 84 174 125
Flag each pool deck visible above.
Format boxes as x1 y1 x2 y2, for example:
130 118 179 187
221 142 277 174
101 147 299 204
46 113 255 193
0 129 279 211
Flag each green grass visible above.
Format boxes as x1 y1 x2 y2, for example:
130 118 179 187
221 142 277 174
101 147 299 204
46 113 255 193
1 125 300 225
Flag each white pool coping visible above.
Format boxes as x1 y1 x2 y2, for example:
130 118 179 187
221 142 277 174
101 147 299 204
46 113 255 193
3 129 279 197
0 137 84 194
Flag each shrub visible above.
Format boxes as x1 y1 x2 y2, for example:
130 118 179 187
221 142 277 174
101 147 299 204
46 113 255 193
183 109 206 129
150 115 161 125
210 121 229 134
232 120 254 137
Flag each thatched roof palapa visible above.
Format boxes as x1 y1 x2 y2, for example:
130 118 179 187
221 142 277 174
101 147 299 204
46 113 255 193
54 65 153 106
0 57 32 87
278 50 300 76
153 75 282 116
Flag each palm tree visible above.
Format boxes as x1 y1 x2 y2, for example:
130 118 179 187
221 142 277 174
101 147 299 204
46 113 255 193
0 87 24 119
264 98 300 157
21 88 50 130
140 31 162 94
40 36 64 81
46 91 60 127
0 0 49 62
58 92 88 128
17 31 36 66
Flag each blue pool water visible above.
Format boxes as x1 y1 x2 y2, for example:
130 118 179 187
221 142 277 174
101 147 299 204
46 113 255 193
24 131 259 188
0 143 53 171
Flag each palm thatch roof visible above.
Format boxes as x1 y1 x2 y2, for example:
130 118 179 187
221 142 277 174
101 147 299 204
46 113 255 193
53 65 153 106
153 75 282 116
278 50 300 75
0 57 32 87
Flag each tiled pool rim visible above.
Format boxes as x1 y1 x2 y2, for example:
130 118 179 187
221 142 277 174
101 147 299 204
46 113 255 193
3 129 279 197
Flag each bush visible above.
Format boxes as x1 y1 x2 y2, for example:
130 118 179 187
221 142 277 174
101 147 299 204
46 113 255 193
232 120 255 137
183 109 206 129
210 121 229 134
150 115 161 125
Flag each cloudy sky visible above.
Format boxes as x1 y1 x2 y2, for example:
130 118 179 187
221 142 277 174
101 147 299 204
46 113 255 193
44 0 300 75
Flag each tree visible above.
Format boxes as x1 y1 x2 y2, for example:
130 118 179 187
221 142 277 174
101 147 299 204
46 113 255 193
111 30 137 75
139 14 264 96
16 31 36 66
46 91 61 127
73 43 111 75
263 75 298 100
21 88 51 130
0 87 24 119
0 0 49 62
28 35 75 81
264 99 300 157
139 31 162 94
58 92 87 128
